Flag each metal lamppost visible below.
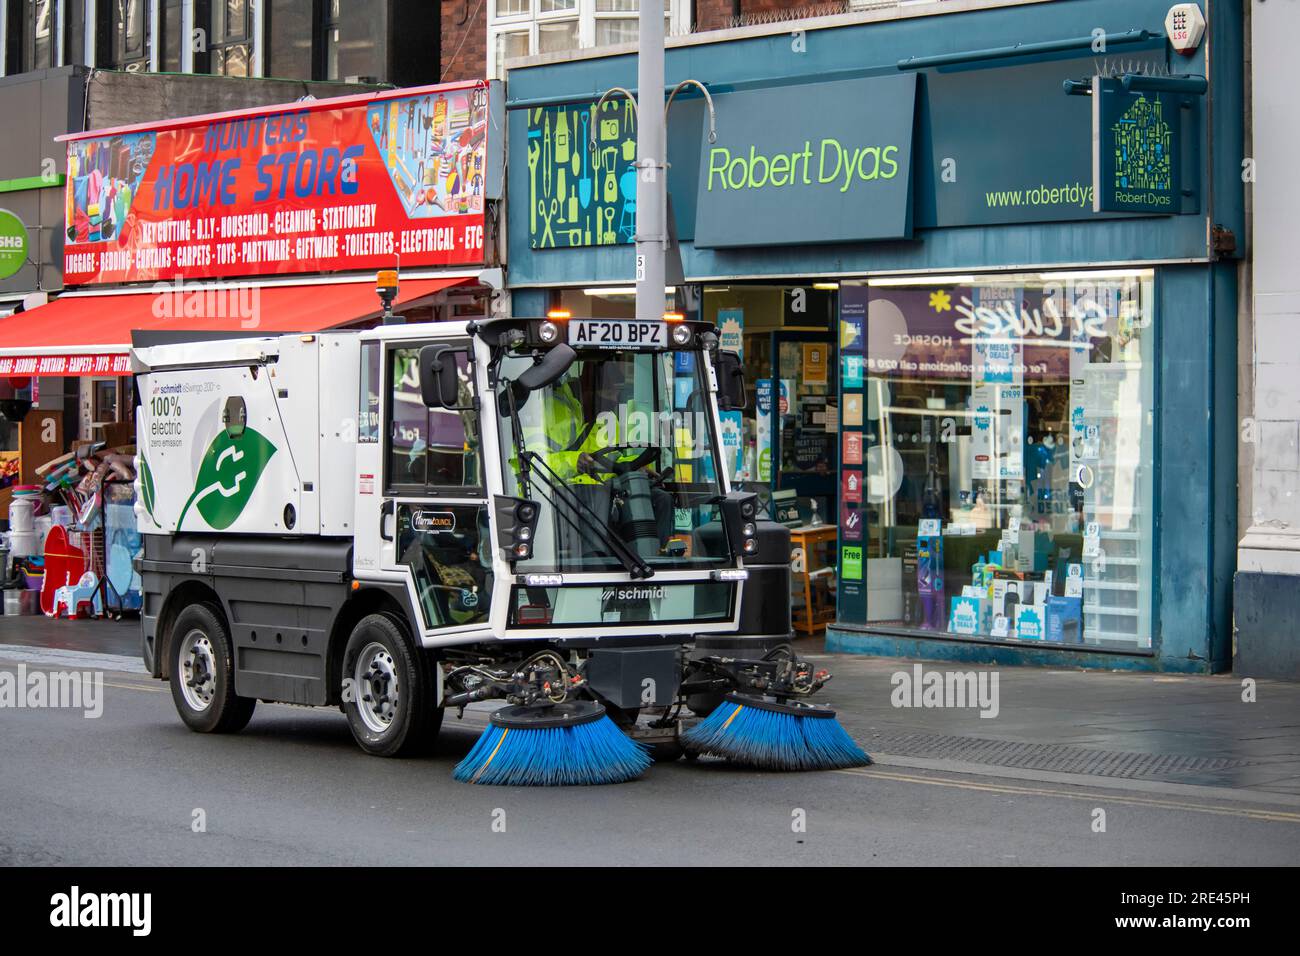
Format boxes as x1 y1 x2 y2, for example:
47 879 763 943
592 9 716 323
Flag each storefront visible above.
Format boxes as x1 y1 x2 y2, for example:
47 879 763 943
0 79 503 616
503 0 1243 671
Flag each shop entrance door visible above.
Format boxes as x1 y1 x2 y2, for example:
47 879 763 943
769 329 837 522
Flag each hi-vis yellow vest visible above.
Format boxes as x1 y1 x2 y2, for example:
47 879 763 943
516 382 642 484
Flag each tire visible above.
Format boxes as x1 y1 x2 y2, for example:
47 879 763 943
649 739 685 763
341 613 443 757
168 602 256 734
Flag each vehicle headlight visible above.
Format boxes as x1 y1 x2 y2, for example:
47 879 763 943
538 321 560 344
671 324 693 346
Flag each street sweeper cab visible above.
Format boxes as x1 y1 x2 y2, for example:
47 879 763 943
133 311 868 784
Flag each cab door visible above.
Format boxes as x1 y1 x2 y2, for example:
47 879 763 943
377 338 494 638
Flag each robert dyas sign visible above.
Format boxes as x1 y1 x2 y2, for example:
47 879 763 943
694 75 917 248
1091 76 1183 215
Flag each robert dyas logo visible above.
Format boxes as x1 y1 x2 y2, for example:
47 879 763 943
50 886 151 936
706 139 900 195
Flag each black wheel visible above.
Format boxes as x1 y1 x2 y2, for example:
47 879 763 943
342 613 443 757
649 739 685 762
168 602 256 734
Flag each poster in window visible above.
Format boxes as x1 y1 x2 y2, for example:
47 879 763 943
802 343 828 386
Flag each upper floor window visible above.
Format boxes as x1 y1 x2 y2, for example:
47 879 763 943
210 0 254 76
108 0 150 71
488 0 682 80
26 0 56 71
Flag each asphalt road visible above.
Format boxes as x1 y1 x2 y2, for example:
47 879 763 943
2 659 1298 867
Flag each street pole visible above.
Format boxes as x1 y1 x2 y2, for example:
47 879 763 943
634 1 666 322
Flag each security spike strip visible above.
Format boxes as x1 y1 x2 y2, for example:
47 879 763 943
682 693 871 772
453 700 652 786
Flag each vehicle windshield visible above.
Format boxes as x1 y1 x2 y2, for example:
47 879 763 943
496 347 733 572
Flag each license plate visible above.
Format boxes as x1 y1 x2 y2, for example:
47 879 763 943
568 319 667 349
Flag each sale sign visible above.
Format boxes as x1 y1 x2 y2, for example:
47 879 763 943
61 82 489 285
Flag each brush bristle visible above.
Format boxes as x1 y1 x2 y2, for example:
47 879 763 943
454 714 652 786
682 701 871 771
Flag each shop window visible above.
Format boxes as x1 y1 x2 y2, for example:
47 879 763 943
839 271 1156 650
386 345 482 494
93 378 119 423
554 286 677 320
701 284 838 518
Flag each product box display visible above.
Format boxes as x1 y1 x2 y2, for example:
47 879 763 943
916 533 945 630
866 557 903 622
1015 604 1046 640
949 595 990 635
1046 594 1084 643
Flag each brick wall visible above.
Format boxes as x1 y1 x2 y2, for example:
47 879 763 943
441 0 489 83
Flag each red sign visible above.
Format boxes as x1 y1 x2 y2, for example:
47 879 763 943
842 432 863 465
0 353 132 377
841 469 862 503
62 82 489 286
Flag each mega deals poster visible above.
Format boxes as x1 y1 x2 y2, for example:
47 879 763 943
62 82 489 285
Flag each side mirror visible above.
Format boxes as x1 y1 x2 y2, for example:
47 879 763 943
715 350 747 412
419 346 470 409
498 344 577 417
518 343 577 392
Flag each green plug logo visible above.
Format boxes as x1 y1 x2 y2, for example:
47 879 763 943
177 426 277 531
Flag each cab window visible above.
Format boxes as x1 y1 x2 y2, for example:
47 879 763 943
386 344 482 494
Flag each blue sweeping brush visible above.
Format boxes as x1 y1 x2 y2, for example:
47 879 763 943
454 701 652 786
682 693 871 771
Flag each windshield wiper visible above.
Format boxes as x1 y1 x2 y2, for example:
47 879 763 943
522 451 654 579
496 371 652 578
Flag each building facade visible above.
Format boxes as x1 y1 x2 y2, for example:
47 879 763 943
501 0 1245 673
0 2 455 527
1236 0 1300 679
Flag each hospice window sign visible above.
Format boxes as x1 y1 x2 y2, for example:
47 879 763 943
694 75 917 248
62 81 490 285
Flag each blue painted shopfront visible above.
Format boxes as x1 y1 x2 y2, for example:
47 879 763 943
503 0 1244 672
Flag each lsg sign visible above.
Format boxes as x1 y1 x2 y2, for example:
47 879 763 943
1165 3 1206 56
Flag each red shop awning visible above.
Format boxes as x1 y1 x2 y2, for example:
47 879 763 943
0 276 469 377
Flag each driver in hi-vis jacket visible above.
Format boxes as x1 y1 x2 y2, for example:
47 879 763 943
525 361 674 547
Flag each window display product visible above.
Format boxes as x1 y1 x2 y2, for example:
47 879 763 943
916 532 944 630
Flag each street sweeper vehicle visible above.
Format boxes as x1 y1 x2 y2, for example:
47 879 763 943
133 310 869 784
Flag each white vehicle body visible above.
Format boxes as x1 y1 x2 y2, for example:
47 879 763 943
133 316 794 755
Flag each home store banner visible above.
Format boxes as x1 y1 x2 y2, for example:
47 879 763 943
694 75 918 247
62 82 491 285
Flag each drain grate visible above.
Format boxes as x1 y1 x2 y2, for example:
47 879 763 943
865 732 1255 780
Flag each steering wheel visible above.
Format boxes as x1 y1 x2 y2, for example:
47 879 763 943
584 444 661 476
